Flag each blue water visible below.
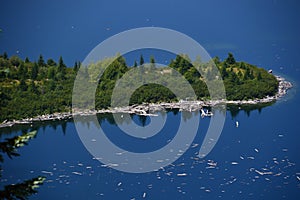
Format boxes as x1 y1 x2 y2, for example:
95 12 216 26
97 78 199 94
1 1 300 199
1 80 299 200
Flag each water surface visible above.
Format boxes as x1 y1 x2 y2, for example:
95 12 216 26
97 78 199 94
1 86 299 199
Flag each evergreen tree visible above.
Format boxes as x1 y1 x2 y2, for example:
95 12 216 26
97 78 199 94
150 56 155 64
240 62 246 69
48 79 56 90
117 56 126 68
38 54 45 67
221 65 228 79
257 72 262 80
47 67 55 80
244 67 254 80
133 60 138 67
139 55 144 66
73 61 80 72
150 55 155 70
58 56 66 79
19 79 27 91
226 53 236 65
31 63 39 80
29 80 39 94
10 56 22 66
25 57 30 63
58 56 66 69
213 56 220 65
18 63 27 79
237 70 243 79
229 71 239 84
47 59 56 66
3 52 8 60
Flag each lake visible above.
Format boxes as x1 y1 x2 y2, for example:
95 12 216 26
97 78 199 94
0 76 299 200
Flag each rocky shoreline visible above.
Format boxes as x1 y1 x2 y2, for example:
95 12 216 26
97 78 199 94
0 75 292 129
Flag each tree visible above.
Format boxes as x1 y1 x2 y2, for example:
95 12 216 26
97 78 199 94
3 52 8 60
150 56 155 64
25 57 30 63
226 53 236 65
150 55 155 70
18 63 27 79
47 59 56 66
31 63 39 80
213 56 220 65
139 55 144 66
73 61 80 72
58 56 66 70
221 65 228 79
133 60 138 68
57 56 66 79
0 131 45 199
10 56 22 67
229 71 239 84
240 62 246 69
38 54 45 67
48 79 56 90
29 80 39 94
237 70 243 79
47 67 55 80
19 79 27 91
244 67 254 80
257 72 262 80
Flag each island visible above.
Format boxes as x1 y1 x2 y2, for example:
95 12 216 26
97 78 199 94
0 52 292 128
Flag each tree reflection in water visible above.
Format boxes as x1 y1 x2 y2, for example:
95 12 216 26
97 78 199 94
0 130 45 200
0 104 272 199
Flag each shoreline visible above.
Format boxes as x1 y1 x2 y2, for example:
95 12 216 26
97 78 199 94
0 75 292 129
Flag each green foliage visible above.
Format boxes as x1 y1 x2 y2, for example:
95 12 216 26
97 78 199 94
31 63 39 80
73 61 80 72
257 72 262 80
18 63 27 79
139 55 144 66
225 52 236 65
150 55 155 70
169 54 193 75
47 58 56 66
24 57 30 63
0 54 77 121
213 56 220 65
0 53 279 122
0 130 37 160
9 56 22 67
0 176 46 200
2 52 8 60
130 84 176 104
19 79 27 91
220 65 228 79
133 60 138 67
38 54 45 67
0 130 45 200
47 67 55 79
29 80 39 94
57 56 67 79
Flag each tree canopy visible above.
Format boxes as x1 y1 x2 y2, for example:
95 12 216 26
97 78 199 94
0 53 279 122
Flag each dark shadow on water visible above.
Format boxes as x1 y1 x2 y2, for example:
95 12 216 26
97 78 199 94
227 101 275 118
0 101 278 198
0 101 275 137
0 130 45 199
0 119 72 137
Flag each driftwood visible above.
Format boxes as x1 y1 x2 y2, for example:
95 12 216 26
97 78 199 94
0 76 292 128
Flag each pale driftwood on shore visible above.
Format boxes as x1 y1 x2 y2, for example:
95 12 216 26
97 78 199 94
0 75 292 129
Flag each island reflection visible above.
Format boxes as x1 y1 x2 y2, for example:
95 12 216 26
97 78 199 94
0 103 274 137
